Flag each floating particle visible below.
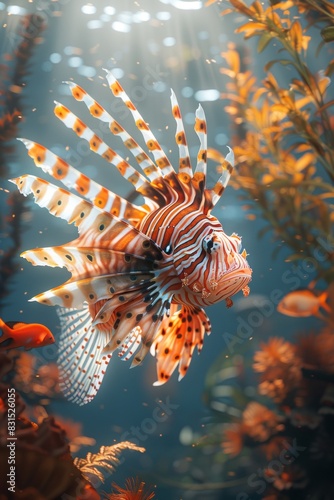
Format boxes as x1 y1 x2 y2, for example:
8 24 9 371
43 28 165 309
50 53 62 64
182 86 194 98
194 89 220 101
87 20 103 29
112 21 131 33
163 37 176 47
81 4 96 15
104 6 116 15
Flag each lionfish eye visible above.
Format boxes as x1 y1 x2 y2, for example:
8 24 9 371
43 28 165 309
203 232 221 255
164 243 173 255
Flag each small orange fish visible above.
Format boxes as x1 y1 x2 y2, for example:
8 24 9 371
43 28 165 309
277 289 331 319
0 318 55 351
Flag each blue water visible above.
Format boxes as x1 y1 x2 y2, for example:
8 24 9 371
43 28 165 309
0 1 325 498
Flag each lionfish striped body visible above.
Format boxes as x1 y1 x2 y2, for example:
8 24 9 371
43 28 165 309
11 70 252 405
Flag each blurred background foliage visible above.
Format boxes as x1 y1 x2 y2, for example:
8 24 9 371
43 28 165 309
208 0 334 284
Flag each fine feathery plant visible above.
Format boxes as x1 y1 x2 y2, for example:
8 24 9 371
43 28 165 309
74 441 146 484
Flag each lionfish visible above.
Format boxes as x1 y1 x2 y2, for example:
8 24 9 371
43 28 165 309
10 70 252 405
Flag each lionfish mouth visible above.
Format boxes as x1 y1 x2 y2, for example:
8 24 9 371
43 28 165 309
225 266 252 278
219 251 252 278
220 266 252 285
218 266 252 300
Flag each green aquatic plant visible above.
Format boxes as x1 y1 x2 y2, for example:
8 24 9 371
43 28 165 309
208 0 334 283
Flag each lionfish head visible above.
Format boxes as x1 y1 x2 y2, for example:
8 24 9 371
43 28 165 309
173 223 252 307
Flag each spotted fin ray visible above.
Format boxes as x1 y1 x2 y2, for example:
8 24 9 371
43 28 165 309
31 272 155 309
17 137 149 223
65 79 162 181
151 303 211 385
10 174 162 256
118 327 142 361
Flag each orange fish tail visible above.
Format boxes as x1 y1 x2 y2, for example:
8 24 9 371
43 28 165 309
0 318 9 337
319 291 331 314
0 318 11 350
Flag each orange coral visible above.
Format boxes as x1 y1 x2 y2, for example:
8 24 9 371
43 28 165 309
242 402 284 442
263 465 308 491
8 351 61 400
254 338 302 402
53 415 95 453
254 338 297 370
261 436 291 461
222 402 285 456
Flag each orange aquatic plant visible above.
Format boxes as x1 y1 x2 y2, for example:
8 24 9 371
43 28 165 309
109 477 155 500
207 0 334 284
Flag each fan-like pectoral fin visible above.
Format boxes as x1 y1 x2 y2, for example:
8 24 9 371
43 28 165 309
56 305 114 405
29 272 155 309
